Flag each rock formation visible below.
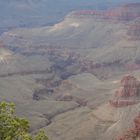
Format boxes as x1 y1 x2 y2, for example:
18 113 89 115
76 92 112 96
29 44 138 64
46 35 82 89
71 3 140 21
106 3 140 21
110 75 140 107
127 19 140 40
118 113 140 140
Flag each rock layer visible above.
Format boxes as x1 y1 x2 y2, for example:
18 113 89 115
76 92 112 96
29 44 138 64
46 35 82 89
71 3 140 21
110 75 140 107
118 114 140 140
70 3 140 41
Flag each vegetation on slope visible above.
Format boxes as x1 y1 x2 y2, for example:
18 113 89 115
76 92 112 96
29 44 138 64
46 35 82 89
0 102 48 140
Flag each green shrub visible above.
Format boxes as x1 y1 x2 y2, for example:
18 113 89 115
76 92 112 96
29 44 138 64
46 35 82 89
0 102 49 140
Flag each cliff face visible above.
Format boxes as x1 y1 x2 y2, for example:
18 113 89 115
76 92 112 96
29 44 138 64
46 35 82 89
110 75 140 107
119 114 140 140
71 3 140 41
116 75 140 97
71 3 140 21
106 3 140 21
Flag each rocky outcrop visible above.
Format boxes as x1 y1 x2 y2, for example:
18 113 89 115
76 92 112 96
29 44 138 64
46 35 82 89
110 75 140 107
118 114 140 140
116 76 140 97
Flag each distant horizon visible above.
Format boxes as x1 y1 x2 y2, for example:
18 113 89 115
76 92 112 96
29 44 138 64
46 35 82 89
0 0 140 33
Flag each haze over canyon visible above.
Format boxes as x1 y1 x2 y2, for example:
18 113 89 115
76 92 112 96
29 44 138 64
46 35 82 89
0 1 140 140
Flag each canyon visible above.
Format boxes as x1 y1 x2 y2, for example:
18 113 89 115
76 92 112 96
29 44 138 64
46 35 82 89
0 2 140 140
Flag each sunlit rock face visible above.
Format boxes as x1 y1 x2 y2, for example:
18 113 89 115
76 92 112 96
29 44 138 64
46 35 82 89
118 114 140 140
110 75 140 107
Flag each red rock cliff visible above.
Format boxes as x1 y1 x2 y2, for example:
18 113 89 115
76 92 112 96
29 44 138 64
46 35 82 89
118 114 140 140
110 75 140 107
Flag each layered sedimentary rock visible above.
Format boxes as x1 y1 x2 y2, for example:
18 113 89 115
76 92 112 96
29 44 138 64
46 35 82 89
110 75 140 107
71 3 140 21
116 76 140 97
106 3 140 21
118 114 140 140
70 3 140 41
